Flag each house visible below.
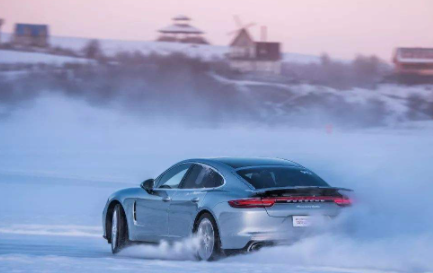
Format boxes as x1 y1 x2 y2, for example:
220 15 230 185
157 15 209 45
393 47 433 76
229 28 282 74
13 23 49 48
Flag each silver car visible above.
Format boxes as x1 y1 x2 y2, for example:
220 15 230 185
102 157 352 260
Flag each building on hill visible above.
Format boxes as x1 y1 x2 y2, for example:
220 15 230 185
13 23 49 48
157 15 209 45
229 27 282 74
393 47 433 76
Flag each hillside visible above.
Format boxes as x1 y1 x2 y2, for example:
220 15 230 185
0 33 321 64
0 35 431 129
0 49 91 65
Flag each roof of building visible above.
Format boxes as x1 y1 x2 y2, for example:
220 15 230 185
15 23 49 37
173 15 190 21
156 35 209 44
230 28 254 47
159 15 203 34
180 36 209 44
209 157 299 169
159 24 203 34
394 47 433 64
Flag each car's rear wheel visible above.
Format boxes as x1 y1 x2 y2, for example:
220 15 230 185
111 204 129 254
195 213 222 261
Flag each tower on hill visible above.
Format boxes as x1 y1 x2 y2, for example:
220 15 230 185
157 15 209 45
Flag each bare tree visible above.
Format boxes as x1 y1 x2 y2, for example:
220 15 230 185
82 39 104 60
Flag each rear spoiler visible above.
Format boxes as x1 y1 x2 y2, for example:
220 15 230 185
251 186 353 195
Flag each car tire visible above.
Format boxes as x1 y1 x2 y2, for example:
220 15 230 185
111 204 129 254
195 213 223 261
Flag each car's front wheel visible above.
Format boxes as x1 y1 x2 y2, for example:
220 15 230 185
111 204 129 254
195 213 222 261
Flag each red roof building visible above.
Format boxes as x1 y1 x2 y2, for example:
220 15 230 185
393 48 433 76
229 28 282 74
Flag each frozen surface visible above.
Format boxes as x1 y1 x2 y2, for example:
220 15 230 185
1 95 433 272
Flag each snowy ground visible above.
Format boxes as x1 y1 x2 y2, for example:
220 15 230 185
0 49 91 65
211 73 433 127
1 95 433 272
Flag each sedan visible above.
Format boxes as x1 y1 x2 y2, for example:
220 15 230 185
102 157 352 260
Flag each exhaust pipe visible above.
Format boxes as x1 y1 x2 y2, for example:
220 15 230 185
247 242 263 252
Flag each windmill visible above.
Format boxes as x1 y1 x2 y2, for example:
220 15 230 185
0 19 4 44
227 15 256 42
227 16 282 75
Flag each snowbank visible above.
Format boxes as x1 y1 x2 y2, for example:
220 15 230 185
0 49 91 65
211 74 433 127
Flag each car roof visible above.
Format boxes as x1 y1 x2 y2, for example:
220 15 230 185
203 157 301 169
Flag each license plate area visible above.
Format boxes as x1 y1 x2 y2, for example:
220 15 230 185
292 216 311 227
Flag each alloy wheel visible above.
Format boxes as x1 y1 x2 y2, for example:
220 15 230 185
197 218 215 260
111 209 118 250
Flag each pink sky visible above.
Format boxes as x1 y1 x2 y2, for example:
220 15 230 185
1 0 433 60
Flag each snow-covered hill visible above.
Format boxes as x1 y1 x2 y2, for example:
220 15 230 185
0 33 321 64
211 73 433 128
0 49 91 65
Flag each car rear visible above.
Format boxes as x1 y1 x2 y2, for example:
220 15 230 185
216 165 352 250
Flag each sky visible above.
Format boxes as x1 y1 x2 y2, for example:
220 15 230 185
1 0 433 60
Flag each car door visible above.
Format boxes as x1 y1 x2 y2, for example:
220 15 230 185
134 163 191 242
168 164 224 238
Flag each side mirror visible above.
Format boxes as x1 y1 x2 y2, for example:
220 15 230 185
140 179 155 193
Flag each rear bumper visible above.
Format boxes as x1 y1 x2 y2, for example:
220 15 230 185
213 202 338 250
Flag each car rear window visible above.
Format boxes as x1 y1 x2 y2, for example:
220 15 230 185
236 167 329 189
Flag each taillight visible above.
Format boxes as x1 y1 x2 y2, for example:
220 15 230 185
228 196 352 208
334 197 352 206
228 198 276 208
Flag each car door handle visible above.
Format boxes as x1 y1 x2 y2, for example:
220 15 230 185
162 196 171 202
191 197 200 203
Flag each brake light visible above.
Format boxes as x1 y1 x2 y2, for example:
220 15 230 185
228 196 352 208
333 197 352 206
228 198 276 208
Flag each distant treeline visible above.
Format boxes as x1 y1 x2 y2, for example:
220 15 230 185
282 54 392 89
2 39 395 89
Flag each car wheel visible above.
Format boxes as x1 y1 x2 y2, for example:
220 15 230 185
111 204 129 254
195 213 222 261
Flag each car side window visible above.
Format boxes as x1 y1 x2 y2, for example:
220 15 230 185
180 164 223 189
157 164 191 189
203 168 224 188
